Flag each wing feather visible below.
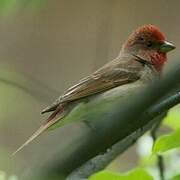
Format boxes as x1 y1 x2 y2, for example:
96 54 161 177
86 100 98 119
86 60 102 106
42 56 143 113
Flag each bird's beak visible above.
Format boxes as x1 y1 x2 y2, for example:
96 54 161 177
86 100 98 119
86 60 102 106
159 41 176 53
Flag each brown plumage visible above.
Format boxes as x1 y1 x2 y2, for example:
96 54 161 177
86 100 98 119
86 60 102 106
13 24 175 155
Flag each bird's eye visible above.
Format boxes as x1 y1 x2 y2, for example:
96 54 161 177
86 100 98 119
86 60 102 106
147 41 153 47
139 37 144 41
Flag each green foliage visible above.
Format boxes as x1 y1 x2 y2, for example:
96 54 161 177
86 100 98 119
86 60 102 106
153 129 180 154
171 174 180 180
164 105 180 130
0 0 18 15
0 0 46 16
22 0 47 10
89 169 153 180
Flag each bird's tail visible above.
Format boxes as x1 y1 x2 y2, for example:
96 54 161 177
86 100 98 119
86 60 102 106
12 105 65 156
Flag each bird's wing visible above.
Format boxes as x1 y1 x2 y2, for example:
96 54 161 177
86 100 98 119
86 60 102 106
42 56 143 113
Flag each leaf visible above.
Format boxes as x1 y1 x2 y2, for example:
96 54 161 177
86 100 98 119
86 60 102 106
164 105 180 130
171 174 180 180
153 129 180 154
89 169 153 180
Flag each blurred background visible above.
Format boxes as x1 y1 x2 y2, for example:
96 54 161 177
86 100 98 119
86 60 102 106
0 0 180 179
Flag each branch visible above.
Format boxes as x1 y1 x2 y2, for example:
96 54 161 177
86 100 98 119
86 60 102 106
22 62 180 180
68 90 180 179
0 67 59 103
67 114 165 180
151 116 166 180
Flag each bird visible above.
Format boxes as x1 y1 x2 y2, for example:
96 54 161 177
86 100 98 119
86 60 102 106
13 24 175 155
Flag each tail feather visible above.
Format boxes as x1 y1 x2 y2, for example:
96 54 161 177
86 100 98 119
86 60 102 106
12 105 64 156
41 104 59 114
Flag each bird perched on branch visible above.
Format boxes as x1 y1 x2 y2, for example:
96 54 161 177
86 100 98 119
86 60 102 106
13 24 175 155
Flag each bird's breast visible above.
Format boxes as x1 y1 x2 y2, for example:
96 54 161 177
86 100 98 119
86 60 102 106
139 65 159 83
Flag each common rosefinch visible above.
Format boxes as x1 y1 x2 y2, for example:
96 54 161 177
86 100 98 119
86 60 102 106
13 24 175 155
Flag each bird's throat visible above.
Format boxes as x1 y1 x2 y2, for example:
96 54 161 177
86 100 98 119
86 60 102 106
150 52 167 72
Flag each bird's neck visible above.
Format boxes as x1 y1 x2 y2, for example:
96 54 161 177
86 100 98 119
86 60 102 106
120 48 167 73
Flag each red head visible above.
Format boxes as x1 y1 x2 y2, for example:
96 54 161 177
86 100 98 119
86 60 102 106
123 25 175 72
